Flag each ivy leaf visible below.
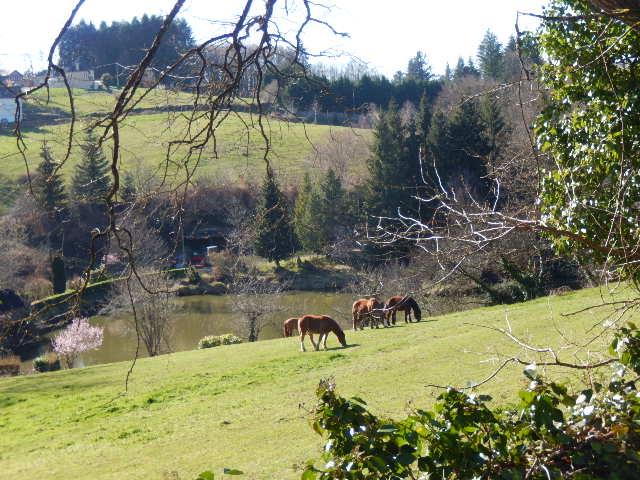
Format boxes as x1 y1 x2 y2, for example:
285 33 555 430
223 468 243 475
301 470 317 480
195 472 215 480
377 425 397 433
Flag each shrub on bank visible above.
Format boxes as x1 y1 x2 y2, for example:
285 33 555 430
198 334 243 349
0 355 21 377
33 353 61 373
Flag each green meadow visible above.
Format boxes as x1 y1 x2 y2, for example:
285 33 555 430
0 287 628 479
0 88 371 187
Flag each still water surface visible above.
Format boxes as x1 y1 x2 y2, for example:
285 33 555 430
77 291 354 367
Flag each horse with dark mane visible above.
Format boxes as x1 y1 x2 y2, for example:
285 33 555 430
385 295 422 324
283 317 299 337
298 314 347 351
352 297 386 330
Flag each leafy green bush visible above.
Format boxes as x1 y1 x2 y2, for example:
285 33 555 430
304 337 640 480
198 334 243 349
33 353 61 373
198 335 222 349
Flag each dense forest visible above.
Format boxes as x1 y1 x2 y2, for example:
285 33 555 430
58 15 195 81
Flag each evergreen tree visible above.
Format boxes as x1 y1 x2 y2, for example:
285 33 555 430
294 173 316 251
34 143 66 214
417 92 433 148
72 132 111 202
450 100 490 184
453 57 466 79
51 255 67 294
481 95 509 172
466 57 480 77
406 51 432 82
477 30 504 80
254 169 298 265
304 187 327 252
319 168 345 242
366 100 421 218
453 57 480 80
120 171 137 204
444 63 452 82
502 35 522 81
428 101 490 195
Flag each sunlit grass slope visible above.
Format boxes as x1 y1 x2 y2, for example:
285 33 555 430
0 88 371 186
0 287 630 479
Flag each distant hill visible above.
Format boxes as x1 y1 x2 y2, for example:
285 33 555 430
0 88 372 191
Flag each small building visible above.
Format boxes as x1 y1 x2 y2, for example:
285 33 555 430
50 70 95 89
0 70 24 87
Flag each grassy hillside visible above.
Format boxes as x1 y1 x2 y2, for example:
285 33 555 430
25 87 197 116
0 88 371 187
0 287 631 479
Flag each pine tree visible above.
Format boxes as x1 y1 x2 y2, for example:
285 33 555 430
454 57 466 79
406 51 432 82
51 255 67 294
293 173 315 251
319 168 345 242
34 143 66 214
366 100 405 217
366 100 421 218
453 57 480 80
481 95 509 172
72 132 111 202
428 101 490 195
477 30 504 80
466 58 480 77
417 92 433 148
444 63 452 82
304 187 327 252
120 171 137 204
254 169 298 265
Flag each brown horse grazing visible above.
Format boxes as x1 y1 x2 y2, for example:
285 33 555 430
298 314 347 352
283 317 299 337
385 295 422 325
352 298 387 330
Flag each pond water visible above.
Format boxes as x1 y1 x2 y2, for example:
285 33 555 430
47 291 355 368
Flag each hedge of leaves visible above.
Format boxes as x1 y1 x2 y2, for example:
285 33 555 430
303 327 640 479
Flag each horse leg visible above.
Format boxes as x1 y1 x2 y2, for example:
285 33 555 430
300 331 306 352
405 309 409 323
309 333 319 351
322 333 328 350
392 310 397 325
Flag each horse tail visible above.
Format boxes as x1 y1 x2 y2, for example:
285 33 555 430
412 299 422 321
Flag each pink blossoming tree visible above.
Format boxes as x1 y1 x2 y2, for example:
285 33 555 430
51 317 104 368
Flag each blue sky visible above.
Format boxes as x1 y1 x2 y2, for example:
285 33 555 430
0 0 546 76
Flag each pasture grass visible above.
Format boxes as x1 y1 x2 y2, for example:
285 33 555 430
0 88 371 190
0 286 632 479
0 111 369 187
